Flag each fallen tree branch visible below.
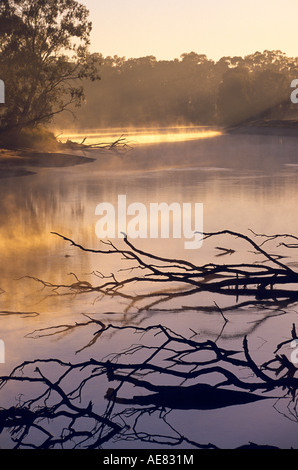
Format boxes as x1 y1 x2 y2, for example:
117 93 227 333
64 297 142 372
63 134 132 151
0 323 297 448
43 230 298 309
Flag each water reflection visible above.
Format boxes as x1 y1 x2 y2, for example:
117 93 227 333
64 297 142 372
0 131 298 447
1 133 298 313
60 126 222 146
0 322 297 449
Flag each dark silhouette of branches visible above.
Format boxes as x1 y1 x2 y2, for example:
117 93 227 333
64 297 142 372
3 229 297 448
0 323 297 448
249 229 298 249
0 310 39 317
29 229 298 312
63 134 133 151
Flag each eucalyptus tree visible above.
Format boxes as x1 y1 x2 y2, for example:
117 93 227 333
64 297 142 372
0 0 100 132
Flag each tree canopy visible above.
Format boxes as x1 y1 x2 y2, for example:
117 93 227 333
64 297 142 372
0 0 100 133
1 1 297 134
54 50 298 129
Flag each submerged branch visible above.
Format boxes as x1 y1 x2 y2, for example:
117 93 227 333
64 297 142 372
0 323 297 448
43 229 298 310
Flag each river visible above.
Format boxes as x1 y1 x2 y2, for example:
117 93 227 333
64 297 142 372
0 127 298 448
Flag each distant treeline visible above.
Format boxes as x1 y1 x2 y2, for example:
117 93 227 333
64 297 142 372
54 50 298 129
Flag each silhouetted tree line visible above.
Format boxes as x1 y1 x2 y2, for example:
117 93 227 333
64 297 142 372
1 2 298 134
55 50 298 129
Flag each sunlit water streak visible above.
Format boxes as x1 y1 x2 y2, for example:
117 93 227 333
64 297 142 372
58 126 222 145
0 130 298 448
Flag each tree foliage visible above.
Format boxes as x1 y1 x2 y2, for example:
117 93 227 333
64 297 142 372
54 50 298 129
0 0 100 132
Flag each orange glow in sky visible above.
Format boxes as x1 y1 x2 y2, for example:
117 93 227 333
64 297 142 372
80 0 298 61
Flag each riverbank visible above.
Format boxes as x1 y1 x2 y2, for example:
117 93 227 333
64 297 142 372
226 119 298 137
0 127 96 179
0 148 95 179
1 121 298 179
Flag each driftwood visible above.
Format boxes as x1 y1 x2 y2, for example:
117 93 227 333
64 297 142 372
23 229 298 313
63 134 132 151
1 229 296 448
0 322 297 448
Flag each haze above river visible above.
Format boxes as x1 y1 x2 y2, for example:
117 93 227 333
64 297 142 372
1 128 298 448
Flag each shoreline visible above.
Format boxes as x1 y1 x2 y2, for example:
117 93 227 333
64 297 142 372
0 148 95 179
1 121 298 179
226 119 298 137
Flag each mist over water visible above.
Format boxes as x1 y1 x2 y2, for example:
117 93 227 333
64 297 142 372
1 130 298 448
58 125 222 145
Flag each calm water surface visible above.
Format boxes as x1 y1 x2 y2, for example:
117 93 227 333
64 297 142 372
0 129 298 448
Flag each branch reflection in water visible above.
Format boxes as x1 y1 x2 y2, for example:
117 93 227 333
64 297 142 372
1 230 298 448
0 322 297 449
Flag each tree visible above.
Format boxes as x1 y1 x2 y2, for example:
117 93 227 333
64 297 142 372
0 0 100 133
217 67 254 126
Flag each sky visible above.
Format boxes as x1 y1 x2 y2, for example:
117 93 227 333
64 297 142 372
80 0 298 61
